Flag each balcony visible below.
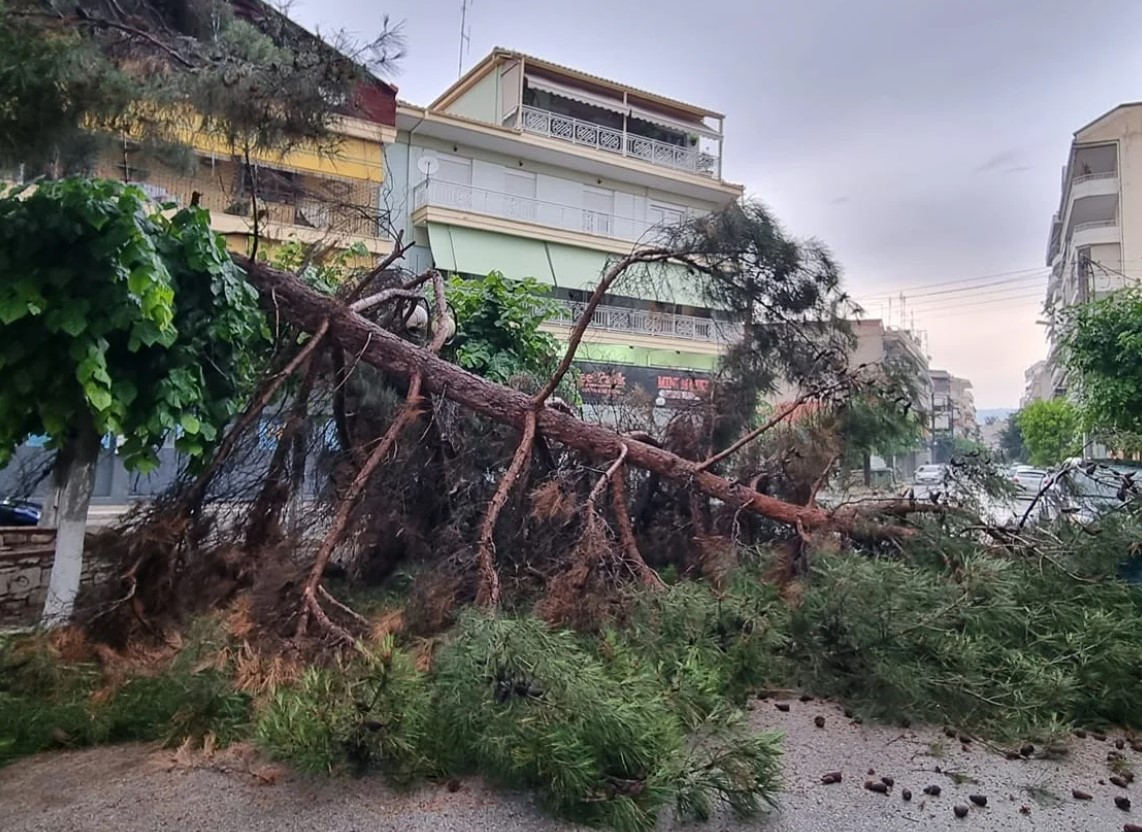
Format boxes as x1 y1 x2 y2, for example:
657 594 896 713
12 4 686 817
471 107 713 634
1072 218 1119 248
519 106 717 177
1070 170 1119 202
413 178 679 244
96 153 388 247
547 299 741 344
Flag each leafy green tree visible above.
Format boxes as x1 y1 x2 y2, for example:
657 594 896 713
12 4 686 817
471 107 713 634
1063 288 1142 435
446 272 566 390
0 178 267 623
998 412 1027 462
1016 399 1081 468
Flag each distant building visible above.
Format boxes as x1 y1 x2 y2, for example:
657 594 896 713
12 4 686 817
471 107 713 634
769 319 932 477
930 369 977 443
1020 360 1053 408
1043 102 1142 396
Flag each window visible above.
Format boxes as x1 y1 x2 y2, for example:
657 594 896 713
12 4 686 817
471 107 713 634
434 155 473 209
243 164 298 204
648 201 686 228
582 186 614 236
503 169 537 221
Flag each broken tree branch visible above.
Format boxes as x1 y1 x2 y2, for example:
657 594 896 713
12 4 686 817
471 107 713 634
296 271 449 639
238 258 913 539
695 393 808 472
533 248 673 406
476 409 537 608
610 467 663 588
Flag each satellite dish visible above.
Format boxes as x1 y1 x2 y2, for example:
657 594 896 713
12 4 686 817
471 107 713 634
417 156 440 178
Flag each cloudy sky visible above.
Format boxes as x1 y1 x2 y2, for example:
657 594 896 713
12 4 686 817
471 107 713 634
291 0 1142 409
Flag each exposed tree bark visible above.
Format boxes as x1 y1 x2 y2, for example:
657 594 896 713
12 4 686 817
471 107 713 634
476 410 536 607
296 379 426 640
238 259 908 539
610 470 662 588
41 416 101 627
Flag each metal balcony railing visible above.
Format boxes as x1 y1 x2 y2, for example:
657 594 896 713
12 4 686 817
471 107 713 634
95 154 386 240
547 299 741 344
413 179 672 243
519 106 718 176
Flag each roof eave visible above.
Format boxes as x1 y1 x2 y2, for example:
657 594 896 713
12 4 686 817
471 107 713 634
432 47 723 123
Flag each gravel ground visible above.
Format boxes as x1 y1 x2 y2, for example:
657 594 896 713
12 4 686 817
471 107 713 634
1 698 1137 832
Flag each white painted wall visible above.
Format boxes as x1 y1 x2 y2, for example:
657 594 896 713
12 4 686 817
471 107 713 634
443 72 499 123
395 133 720 239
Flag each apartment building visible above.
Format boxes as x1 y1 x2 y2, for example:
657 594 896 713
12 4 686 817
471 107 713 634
765 319 932 476
94 0 399 259
1021 360 1053 409
1043 102 1142 395
384 49 743 412
930 369 977 442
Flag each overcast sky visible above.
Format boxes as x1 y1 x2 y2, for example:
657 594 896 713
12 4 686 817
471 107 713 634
291 0 1142 409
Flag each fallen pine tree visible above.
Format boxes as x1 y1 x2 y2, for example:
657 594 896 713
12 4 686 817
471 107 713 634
70 201 945 646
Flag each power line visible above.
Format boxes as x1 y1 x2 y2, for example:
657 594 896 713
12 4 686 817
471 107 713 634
856 265 1049 297
857 285 1048 317
911 292 1045 320
859 270 1049 304
882 284 1049 312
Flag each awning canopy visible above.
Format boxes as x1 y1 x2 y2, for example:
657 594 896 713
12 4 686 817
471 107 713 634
525 74 628 116
545 243 610 291
426 224 554 282
628 105 720 140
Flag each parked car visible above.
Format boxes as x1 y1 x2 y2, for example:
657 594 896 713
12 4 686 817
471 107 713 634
0 498 42 526
1037 463 1133 525
1011 465 1047 494
913 464 947 485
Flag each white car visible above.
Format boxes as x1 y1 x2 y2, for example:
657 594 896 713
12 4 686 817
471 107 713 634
913 464 947 485
1011 465 1047 494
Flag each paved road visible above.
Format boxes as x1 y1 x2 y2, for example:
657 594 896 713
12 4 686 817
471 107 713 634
1 699 1134 832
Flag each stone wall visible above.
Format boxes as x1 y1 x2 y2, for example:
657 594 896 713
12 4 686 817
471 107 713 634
0 528 111 628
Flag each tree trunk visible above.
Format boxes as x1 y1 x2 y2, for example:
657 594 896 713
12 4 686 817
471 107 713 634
238 259 906 537
41 418 100 627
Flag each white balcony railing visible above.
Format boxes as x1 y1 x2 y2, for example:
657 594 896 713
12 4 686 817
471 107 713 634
519 106 717 176
1073 219 1118 234
413 178 669 243
547 299 742 344
1073 170 1117 185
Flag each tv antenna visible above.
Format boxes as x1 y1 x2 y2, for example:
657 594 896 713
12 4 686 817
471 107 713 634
417 154 440 184
458 0 473 77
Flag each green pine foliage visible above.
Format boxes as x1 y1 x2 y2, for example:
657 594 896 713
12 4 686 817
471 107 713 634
785 517 1142 740
615 573 790 724
255 636 431 782
428 612 683 830
427 611 780 832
